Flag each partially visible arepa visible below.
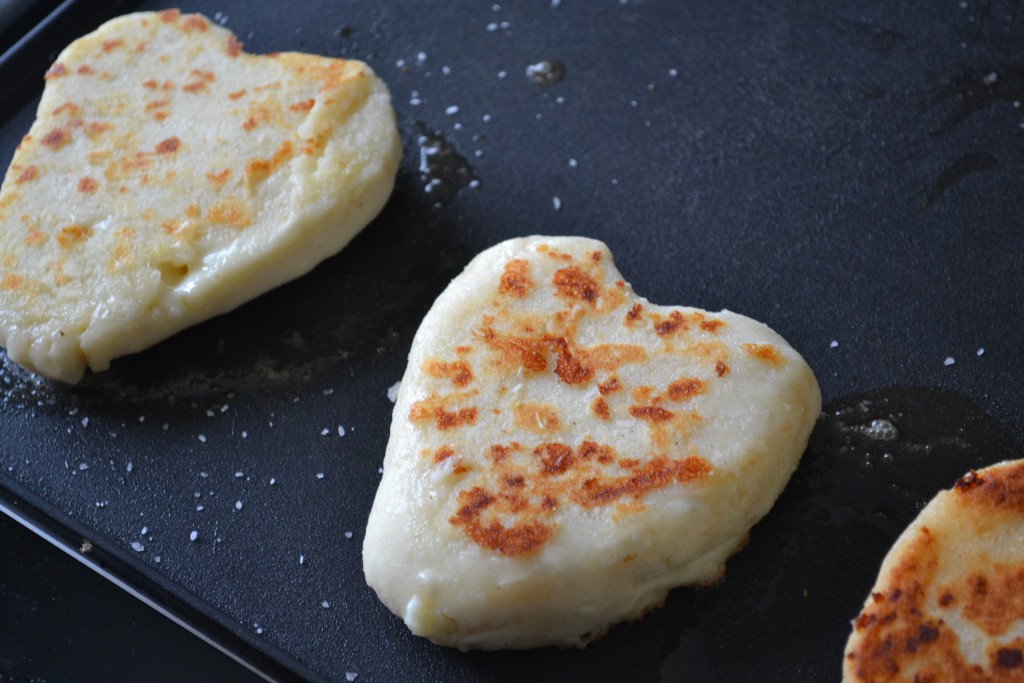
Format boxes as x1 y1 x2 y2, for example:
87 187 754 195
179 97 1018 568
845 458 1024 682
364 235 821 650
0 10 400 382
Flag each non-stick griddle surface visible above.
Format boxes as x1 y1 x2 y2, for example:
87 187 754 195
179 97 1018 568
1 1 1022 681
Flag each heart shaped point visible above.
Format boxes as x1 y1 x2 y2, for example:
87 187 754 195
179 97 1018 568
0 10 400 382
364 235 822 650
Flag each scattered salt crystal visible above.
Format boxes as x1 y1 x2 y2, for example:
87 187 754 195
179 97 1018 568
200 472 209 478
220 405 229 413
982 71 998 85
127 462 133 473
140 526 148 535
299 554 305 565
131 541 144 552
322 389 334 396
442 65 451 75
482 113 492 122
346 674 358 682
198 434 207 443
338 425 346 437
82 417 89 427
96 501 108 508
487 22 499 31
344 531 354 539
669 68 678 77
79 463 89 471
378 467 384 474
417 51 427 62
316 472 325 480
445 105 460 115
138 415 145 423
206 409 215 417
321 600 331 608
497 70 507 79
944 356 956 366
977 347 985 356
256 627 264 635
552 196 562 211
387 381 402 403
235 471 244 478
154 556 161 563
830 340 839 348
196 504 204 511
569 158 578 168
321 428 330 436
235 500 243 510
269 477 277 486
190 530 199 542
395 58 405 68
551 0 561 6
242 431 248 439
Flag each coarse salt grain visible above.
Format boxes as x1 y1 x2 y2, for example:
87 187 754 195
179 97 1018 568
944 357 955 366
322 600 331 608
387 381 402 403
346 674 358 682
830 340 839 348
338 426 346 437
316 472 325 480
235 500 243 510
552 196 562 211
321 428 330 436
344 531 354 539
189 530 199 542
445 105 460 115
977 347 985 356
131 541 144 552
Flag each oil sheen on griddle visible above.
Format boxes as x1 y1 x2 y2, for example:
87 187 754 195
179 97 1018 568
415 123 477 208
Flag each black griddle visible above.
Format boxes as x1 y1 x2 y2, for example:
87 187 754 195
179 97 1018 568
1 1 1023 681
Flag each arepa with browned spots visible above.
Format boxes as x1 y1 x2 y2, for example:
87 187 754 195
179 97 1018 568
363 235 820 650
0 10 400 382
844 458 1024 682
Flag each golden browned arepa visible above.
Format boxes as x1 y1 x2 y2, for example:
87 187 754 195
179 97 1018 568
845 458 1024 682
363 235 820 650
0 10 400 382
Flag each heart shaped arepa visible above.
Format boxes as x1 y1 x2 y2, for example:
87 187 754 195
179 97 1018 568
364 235 821 650
0 10 399 382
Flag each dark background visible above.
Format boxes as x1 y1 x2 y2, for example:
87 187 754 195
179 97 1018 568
0 0 1022 681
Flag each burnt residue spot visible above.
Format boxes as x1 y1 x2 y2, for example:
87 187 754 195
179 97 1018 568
525 60 566 86
923 153 998 209
833 17 906 54
414 122 477 208
931 64 1024 137
997 648 1024 669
